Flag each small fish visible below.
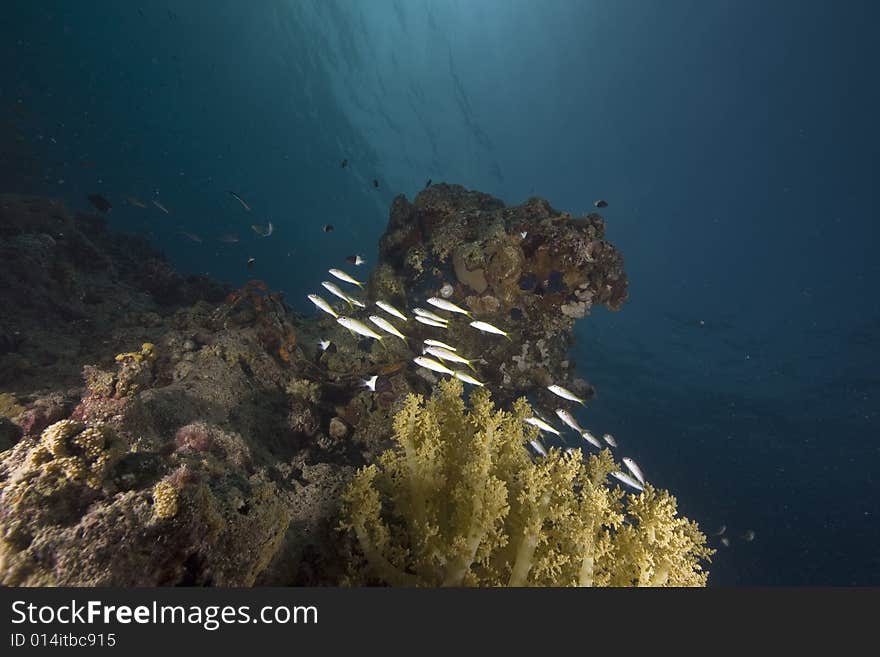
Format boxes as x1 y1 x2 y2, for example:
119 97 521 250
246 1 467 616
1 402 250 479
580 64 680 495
152 199 170 214
373 179 379 188
322 223 334 233
720 537 731 548
425 178 432 188
251 222 274 237
742 529 756 542
318 339 331 351
610 471 644 492
340 159 348 168
307 293 339 319
424 339 456 351
547 384 586 405
413 308 449 323
423 346 476 371
528 440 548 457
414 316 448 329
369 315 407 342
376 300 408 322
622 457 646 486
714 525 727 537
555 408 584 435
87 194 112 213
594 200 608 208
346 254 366 266
469 320 511 340
217 234 240 244
362 375 378 391
452 370 484 386
246 257 256 270
413 356 455 376
426 297 471 317
337 316 384 341
329 268 365 289
520 231 527 239
602 433 618 448
124 195 147 208
581 430 603 448
523 417 561 436
321 281 358 308
228 191 251 211
180 231 202 243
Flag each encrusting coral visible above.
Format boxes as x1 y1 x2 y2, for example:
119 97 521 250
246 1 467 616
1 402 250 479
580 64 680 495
341 379 712 586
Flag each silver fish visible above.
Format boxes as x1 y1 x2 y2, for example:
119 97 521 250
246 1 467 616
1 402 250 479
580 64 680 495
413 308 448 323
426 297 471 316
469 320 511 340
318 339 331 351
362 375 378 391
720 537 731 548
321 281 364 308
610 470 644 492
423 346 476 371
581 431 603 448
152 199 170 214
337 316 384 341
523 417 561 436
622 457 646 486
554 408 584 434
376 300 408 321
228 190 251 211
413 356 455 376
369 315 407 342
452 370 484 387
307 293 339 319
424 339 457 351
251 221 273 237
528 440 548 457
520 231 528 239
414 315 448 329
602 433 618 448
329 268 365 289
547 384 586 405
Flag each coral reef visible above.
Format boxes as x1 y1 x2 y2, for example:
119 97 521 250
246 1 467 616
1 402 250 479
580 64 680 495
371 184 629 405
341 379 711 586
0 185 707 587
0 194 226 392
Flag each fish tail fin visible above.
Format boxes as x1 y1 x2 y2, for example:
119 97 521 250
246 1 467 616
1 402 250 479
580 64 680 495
467 361 477 373
505 334 513 342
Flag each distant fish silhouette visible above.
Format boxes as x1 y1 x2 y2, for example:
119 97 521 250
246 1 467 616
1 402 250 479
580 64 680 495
87 194 112 213
247 257 256 270
322 224 334 233
124 195 146 208
340 159 348 168
425 178 432 189
228 191 251 212
373 179 379 188
594 199 608 208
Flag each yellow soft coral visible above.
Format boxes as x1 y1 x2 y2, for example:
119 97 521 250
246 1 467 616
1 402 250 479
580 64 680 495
341 379 712 587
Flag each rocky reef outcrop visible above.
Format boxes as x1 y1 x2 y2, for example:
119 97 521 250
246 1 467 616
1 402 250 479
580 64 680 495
370 184 628 406
0 184 675 587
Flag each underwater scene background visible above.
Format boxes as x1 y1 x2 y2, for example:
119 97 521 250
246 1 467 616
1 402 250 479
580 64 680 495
1 0 877 585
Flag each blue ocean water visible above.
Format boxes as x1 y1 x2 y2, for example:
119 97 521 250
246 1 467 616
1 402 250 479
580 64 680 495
2 0 877 585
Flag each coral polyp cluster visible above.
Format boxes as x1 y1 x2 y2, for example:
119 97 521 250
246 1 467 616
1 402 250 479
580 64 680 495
341 379 712 587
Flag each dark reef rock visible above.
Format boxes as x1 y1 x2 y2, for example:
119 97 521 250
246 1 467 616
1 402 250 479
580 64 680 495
0 194 227 392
